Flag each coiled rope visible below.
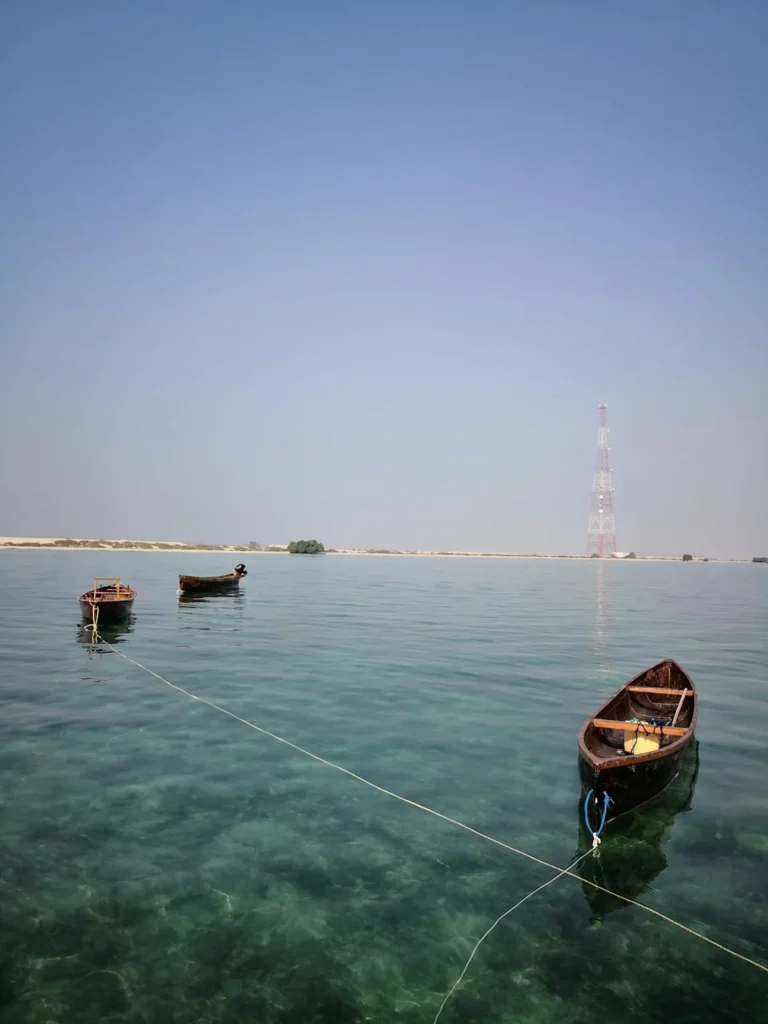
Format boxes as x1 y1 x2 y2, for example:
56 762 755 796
84 628 768 1013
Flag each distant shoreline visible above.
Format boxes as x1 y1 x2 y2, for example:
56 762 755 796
0 538 747 562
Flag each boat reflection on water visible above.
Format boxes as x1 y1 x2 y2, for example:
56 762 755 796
177 587 246 608
77 615 136 648
576 739 700 921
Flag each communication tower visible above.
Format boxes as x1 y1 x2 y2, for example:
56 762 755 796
586 404 617 557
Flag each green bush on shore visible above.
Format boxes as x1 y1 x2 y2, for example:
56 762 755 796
287 539 325 554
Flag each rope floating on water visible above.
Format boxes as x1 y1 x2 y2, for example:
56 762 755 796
85 629 768 995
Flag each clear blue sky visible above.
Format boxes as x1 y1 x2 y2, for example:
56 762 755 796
1 1 766 557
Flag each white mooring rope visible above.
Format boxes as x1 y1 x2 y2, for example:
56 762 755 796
83 626 768 1017
431 846 595 1023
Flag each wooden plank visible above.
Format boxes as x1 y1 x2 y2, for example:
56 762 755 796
626 686 690 696
592 719 688 737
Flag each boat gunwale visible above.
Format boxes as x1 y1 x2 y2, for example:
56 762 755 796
578 659 698 772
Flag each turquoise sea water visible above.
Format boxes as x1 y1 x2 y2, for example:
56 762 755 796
0 551 766 1023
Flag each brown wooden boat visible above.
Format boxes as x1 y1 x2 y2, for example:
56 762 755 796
578 659 698 832
79 578 136 623
178 563 247 593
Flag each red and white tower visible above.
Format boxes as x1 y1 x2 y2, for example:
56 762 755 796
586 404 617 557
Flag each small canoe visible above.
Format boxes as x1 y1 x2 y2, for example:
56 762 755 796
178 563 247 593
578 659 698 831
79 578 136 623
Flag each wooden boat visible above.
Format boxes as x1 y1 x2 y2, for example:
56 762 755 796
79 578 136 623
578 659 698 832
178 563 247 593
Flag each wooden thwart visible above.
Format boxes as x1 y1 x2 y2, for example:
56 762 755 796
627 686 691 697
592 719 688 737
89 578 127 600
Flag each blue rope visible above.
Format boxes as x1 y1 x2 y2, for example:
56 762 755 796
584 789 595 832
583 789 612 838
597 791 611 835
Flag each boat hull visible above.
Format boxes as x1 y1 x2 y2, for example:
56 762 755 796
579 740 689 824
79 597 135 623
178 575 243 593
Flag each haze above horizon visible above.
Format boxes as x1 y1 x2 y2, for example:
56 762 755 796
1 1 766 559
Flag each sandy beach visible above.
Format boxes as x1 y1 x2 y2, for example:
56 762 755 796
0 538 738 561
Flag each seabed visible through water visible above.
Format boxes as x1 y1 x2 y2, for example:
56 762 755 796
1 552 766 1022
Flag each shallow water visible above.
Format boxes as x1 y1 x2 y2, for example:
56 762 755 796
0 551 766 1022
